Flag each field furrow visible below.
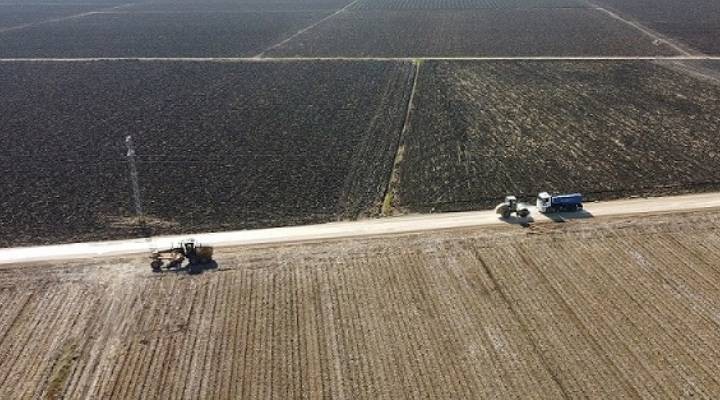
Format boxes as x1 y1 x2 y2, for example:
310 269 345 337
478 248 634 397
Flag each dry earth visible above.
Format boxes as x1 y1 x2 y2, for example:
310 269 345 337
395 60 720 213
2 209 720 398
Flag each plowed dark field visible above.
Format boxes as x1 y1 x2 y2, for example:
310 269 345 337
3 210 720 398
0 0 125 4
0 11 333 58
394 60 720 213
0 61 413 246
266 8 678 57
2 0 720 248
594 0 720 55
125 0 351 12
352 0 587 10
0 5 97 29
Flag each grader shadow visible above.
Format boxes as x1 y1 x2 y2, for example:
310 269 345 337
498 209 594 227
183 260 219 275
153 260 219 275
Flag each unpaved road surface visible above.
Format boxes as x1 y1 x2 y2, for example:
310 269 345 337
2 210 720 398
1 191 719 264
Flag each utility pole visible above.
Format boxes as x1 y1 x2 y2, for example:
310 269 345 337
125 135 144 223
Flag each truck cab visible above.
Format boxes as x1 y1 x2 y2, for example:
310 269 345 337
536 192 552 212
537 192 583 213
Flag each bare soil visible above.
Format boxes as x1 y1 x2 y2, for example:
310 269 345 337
396 60 720 213
594 0 720 55
2 209 720 398
0 11 334 58
0 61 413 246
351 0 588 10
0 4 97 29
266 8 678 57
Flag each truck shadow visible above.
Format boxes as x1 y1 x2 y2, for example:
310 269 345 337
498 209 594 227
542 209 594 223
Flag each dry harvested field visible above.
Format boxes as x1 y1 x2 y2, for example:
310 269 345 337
594 0 720 55
265 8 678 57
392 60 720 213
0 61 413 246
2 210 720 398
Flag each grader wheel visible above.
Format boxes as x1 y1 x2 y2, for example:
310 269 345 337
496 204 511 219
151 260 163 272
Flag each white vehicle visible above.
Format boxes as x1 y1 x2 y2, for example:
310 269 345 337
495 196 530 219
536 192 584 213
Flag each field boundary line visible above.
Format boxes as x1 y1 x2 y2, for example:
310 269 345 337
0 3 134 34
1 56 719 62
586 1 697 56
381 60 421 216
253 0 359 58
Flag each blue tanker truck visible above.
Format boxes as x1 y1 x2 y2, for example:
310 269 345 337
536 192 583 213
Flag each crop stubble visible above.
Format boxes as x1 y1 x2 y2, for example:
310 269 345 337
2 211 720 398
395 60 720 213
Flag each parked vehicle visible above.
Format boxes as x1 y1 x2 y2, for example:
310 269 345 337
495 195 531 218
536 192 583 213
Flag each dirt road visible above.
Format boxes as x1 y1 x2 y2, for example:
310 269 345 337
1 191 718 264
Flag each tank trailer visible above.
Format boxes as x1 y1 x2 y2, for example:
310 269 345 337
536 192 583 213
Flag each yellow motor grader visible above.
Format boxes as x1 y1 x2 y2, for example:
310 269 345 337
150 239 214 274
